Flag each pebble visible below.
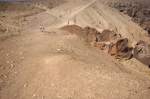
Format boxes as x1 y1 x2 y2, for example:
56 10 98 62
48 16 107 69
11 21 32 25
23 83 28 88
2 75 7 78
57 49 62 52
14 71 18 74
10 64 15 68
32 94 36 97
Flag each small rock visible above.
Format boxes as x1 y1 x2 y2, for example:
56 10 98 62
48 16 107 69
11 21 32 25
14 71 18 74
56 48 63 52
10 64 15 69
57 49 61 51
133 40 150 66
32 94 36 97
23 83 28 88
3 75 7 78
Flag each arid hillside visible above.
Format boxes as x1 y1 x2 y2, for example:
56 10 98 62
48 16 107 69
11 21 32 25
27 0 66 8
0 0 150 99
102 0 150 35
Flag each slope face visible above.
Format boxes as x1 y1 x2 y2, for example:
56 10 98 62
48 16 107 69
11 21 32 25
0 0 66 12
59 0 148 43
101 0 150 35
24 0 66 9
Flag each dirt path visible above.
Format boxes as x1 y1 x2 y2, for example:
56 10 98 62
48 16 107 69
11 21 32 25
0 27 150 99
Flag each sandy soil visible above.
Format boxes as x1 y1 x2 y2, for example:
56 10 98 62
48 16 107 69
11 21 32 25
0 0 150 99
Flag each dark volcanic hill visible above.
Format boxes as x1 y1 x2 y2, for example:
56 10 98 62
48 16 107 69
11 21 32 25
105 0 150 35
115 0 150 35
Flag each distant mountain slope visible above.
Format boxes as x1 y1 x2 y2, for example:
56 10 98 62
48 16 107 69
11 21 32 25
0 0 66 10
24 0 66 9
100 0 150 35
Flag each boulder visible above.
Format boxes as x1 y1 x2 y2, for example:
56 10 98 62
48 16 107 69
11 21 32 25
84 26 100 42
108 38 133 59
93 42 107 50
133 40 150 67
98 29 121 42
61 25 83 34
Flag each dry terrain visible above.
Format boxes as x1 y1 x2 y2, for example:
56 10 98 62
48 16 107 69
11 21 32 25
0 0 150 99
102 0 150 35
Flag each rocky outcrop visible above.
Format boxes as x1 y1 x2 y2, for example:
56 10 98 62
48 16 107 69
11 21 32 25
91 29 132 59
61 25 133 59
61 25 150 65
96 29 121 42
133 40 150 67
108 38 133 59
84 26 101 42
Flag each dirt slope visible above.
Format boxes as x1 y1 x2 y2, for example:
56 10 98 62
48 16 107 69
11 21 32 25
1 27 150 99
44 0 149 43
0 0 150 99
